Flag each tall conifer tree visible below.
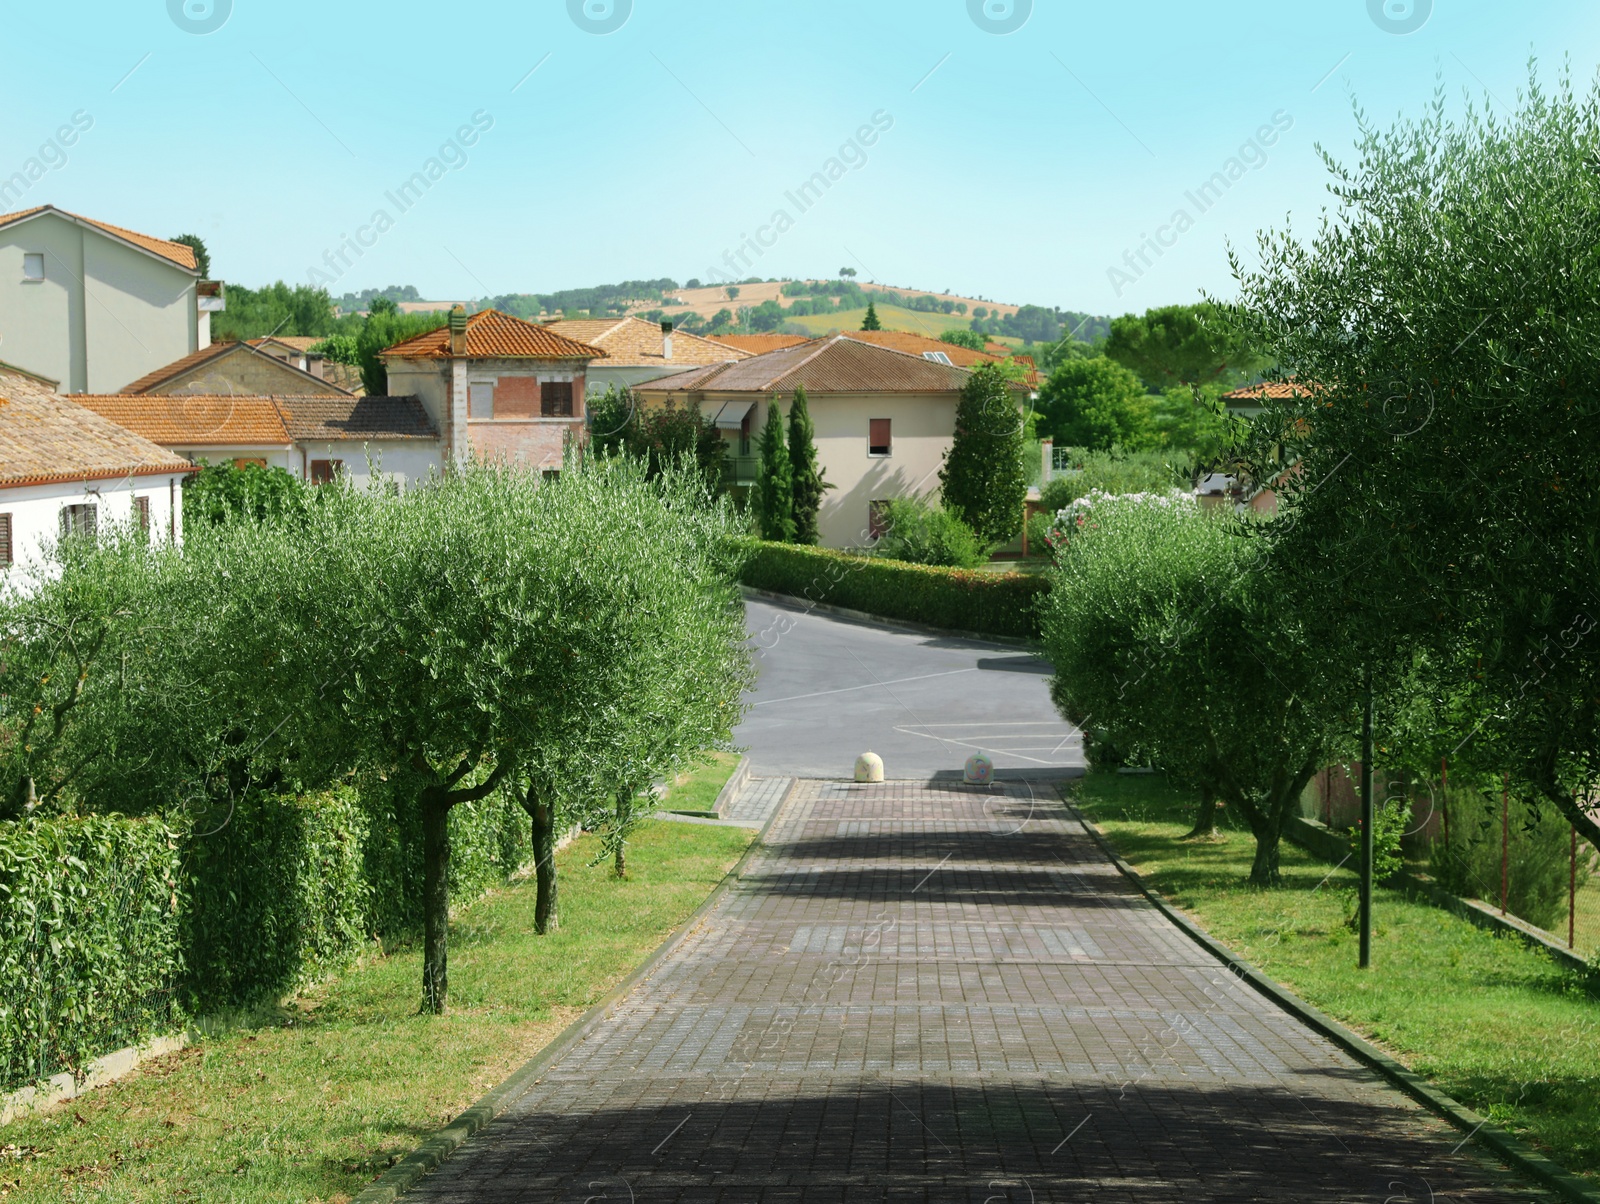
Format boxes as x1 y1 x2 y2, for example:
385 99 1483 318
754 401 794 542
786 386 829 545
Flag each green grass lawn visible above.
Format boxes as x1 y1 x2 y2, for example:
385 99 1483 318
0 818 755 1203
784 304 974 338
655 750 741 815
1071 771 1600 1183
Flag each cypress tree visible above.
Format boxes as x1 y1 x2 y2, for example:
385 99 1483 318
786 386 830 545
939 362 1027 545
754 400 794 542
861 300 882 330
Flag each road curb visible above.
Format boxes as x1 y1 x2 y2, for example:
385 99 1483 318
740 585 1042 651
1064 798 1599 1204
711 755 751 817
351 794 790 1203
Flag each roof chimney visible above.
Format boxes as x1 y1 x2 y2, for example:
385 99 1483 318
306 353 326 381
661 319 674 361
448 304 469 357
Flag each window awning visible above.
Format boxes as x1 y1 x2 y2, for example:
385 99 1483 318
711 400 755 430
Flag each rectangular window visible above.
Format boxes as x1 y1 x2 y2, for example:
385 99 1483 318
922 350 953 366
740 412 752 457
868 418 891 457
0 513 11 566
469 382 495 419
22 253 44 281
310 459 341 485
541 381 574 418
541 468 561 482
868 500 891 540
60 503 98 539
134 496 150 535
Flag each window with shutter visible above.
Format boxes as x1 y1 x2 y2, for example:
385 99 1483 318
0 513 11 567
540 381 574 417
310 459 341 485
135 496 150 535
60 503 98 539
868 418 891 456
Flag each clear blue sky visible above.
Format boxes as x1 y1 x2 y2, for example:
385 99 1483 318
5 0 1596 316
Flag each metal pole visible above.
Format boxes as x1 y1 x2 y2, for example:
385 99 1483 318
1571 822 1578 951
1440 756 1449 845
1360 671 1374 969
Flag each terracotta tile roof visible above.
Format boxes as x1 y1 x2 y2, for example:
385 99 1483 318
0 205 198 273
1221 379 1314 402
253 336 321 354
705 333 812 354
73 394 293 447
0 358 59 389
119 341 350 397
382 309 606 361
0 372 193 488
277 395 438 442
983 341 1011 356
545 317 751 369
845 330 1001 369
637 334 988 396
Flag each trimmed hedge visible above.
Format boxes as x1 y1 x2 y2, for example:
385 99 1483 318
0 815 182 1091
740 539 1050 639
182 788 371 1013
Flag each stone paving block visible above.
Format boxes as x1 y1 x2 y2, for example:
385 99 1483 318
398 779 1550 1202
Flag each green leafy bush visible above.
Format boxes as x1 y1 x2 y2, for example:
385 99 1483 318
0 815 181 1090
741 540 1048 638
183 461 306 528
1038 448 1192 513
871 497 989 569
181 788 370 1012
1431 785 1589 931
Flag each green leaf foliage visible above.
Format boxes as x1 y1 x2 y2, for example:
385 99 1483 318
1226 67 1600 858
939 362 1027 544
869 497 988 569
786 387 830 546
0 814 182 1091
1104 301 1264 390
754 401 794 542
183 461 306 528
741 540 1047 639
1034 356 1151 451
1039 499 1352 883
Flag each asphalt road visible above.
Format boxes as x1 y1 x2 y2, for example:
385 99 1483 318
735 596 1083 780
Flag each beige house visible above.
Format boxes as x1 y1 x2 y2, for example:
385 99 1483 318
0 206 222 394
542 316 749 396
382 307 605 470
121 340 350 398
637 334 1019 549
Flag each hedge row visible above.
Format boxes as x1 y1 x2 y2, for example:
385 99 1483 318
0 788 532 1086
739 540 1050 639
0 815 181 1091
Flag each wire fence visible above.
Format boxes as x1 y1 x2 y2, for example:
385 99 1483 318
1311 762 1600 961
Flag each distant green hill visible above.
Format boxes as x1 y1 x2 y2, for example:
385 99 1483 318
785 305 976 338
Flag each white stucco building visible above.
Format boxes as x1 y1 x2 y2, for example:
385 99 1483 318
0 205 223 394
0 370 190 581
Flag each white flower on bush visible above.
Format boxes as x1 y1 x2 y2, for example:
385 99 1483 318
1046 488 1196 552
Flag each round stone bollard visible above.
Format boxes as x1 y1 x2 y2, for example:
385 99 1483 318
854 752 884 783
964 752 995 785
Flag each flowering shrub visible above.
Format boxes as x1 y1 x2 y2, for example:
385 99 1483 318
1044 488 1195 556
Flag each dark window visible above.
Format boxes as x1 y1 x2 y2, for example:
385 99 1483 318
310 459 341 485
135 496 150 535
541 381 574 417
60 503 98 539
740 411 752 457
542 468 561 482
868 500 890 540
868 418 891 456
0 513 11 566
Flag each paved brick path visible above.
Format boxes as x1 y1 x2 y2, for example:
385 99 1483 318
403 780 1543 1202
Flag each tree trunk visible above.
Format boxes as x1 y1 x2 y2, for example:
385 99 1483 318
613 790 629 879
1184 787 1220 839
1248 822 1283 886
421 789 451 1014
528 783 559 934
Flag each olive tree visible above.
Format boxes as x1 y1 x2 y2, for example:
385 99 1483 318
1226 68 1600 857
1040 496 1349 883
